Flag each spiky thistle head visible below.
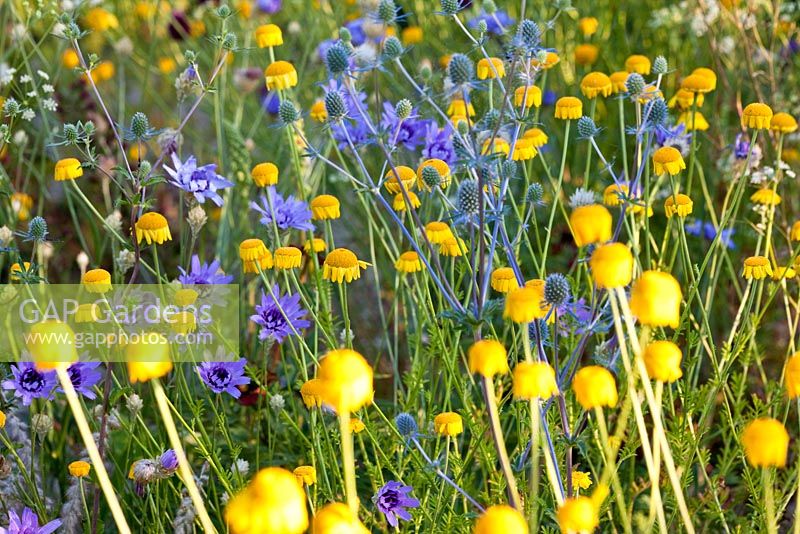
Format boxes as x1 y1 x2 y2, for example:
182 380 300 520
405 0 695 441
577 116 600 138
130 112 150 140
440 0 461 15
395 412 418 437
544 273 571 306
653 55 668 75
448 53 474 88
625 73 645 95
27 216 49 242
516 20 542 51
457 178 480 215
646 98 668 129
324 90 348 122
382 36 404 61
377 0 397 24
422 166 442 189
325 41 351 76
279 100 300 125
526 183 544 205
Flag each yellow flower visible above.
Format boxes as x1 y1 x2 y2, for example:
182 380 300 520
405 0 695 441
158 57 176 75
170 311 196 335
237 0 253 18
555 96 583 120
531 51 559 70
311 503 369 534
770 112 798 133
10 262 31 281
126 333 172 383
0 409 5 429
643 340 683 383
668 88 704 110
677 110 709 131
304 238 327 254
512 138 537 161
513 361 559 400
401 26 423 45
473 505 528 534
251 162 279 186
691 67 717 90
174 289 198 307
664 194 693 218
27 321 78 371
62 49 80 69
11 192 33 221
87 61 115 83
580 72 613 99
240 238 273 273
439 235 467 257
225 467 309 534
395 251 423 274
75 303 101 323
265 61 298 90
574 44 599 66
135 212 172 245
476 57 505 80
491 267 518 293
69 461 91 478
742 103 773 129
310 194 341 220
504 285 547 323
514 85 542 108
652 146 686 176
481 137 510 156
784 353 800 399
82 268 112 293
85 7 119 31
318 348 373 413
572 365 617 409
468 339 509 378
293 465 316 486
750 188 781 206
773 266 796 281
425 221 453 244
609 71 629 94
450 114 468 128
589 242 633 289
255 24 283 48
680 74 714 94
578 17 599 36
629 271 682 328
572 471 593 491
433 412 463 437
417 159 452 190
310 100 328 122
274 247 302 270
625 54 651 74
349 418 365 433
557 496 599 533
523 128 548 147
300 378 324 408
603 184 628 207
54 158 83 181
384 166 417 194
393 192 421 212
323 248 369 283
743 256 772 280
447 98 475 117
741 418 789 468
570 204 612 247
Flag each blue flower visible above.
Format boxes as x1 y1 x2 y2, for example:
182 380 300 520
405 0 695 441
468 10 515 35
324 79 372 150
704 222 735 249
160 449 179 472
733 133 750 159
250 285 311 343
164 153 234 207
422 123 456 166
373 481 420 528
655 122 692 156
197 359 250 398
256 0 281 14
380 101 431 151
2 362 56 406
250 186 314 232
178 255 234 285
0 507 61 534
262 89 281 114
63 362 103 400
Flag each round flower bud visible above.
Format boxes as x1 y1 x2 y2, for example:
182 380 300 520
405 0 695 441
473 505 527 534
324 91 348 122
382 36 404 61
457 178 480 216
625 73 645 94
377 0 397 24
468 339 509 378
569 204 612 247
544 273 570 306
513 361 558 400
576 116 599 138
526 183 544 204
642 340 683 383
317 348 373 413
646 98 668 128
279 100 300 125
589 243 633 288
421 165 443 190
395 412 418 437
517 19 541 50
130 112 150 140
395 99 413 120
629 271 682 328
69 461 91 478
741 418 789 468
504 285 547 323
448 54 474 87
653 55 668 74
572 365 618 409
325 42 351 76
440 0 461 15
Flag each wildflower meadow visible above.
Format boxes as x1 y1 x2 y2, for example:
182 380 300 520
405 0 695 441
1 0 800 532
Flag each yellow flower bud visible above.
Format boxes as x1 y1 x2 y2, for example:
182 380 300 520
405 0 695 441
741 418 789 468
513 362 559 400
572 366 617 409
317 349 374 413
589 243 633 289
468 339 509 378
642 341 683 383
629 271 682 328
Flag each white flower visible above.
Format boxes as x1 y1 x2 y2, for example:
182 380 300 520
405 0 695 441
21 109 35 121
42 84 54 93
20 74 33 84
231 459 250 477
114 37 134 56
37 70 50 80
26 90 38 98
0 226 13 247
719 36 735 55
568 188 598 208
42 98 58 112
269 394 285 411
12 130 28 146
0 63 17 86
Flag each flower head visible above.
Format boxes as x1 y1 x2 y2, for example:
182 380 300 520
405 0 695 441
310 195 341 220
225 467 308 534
557 496 599 533
311 503 369 534
126 333 172 383
274 247 302 270
2 361 57 405
264 60 297 90
742 102 773 129
643 341 683 383
743 256 772 280
300 378 324 409
513 361 558 400
473 505 527 534
251 186 313 232
82 268 112 293
178 255 234 285
63 362 103 399
239 239 273 273
395 251 422 274
555 96 583 120
0 507 61 534
491 267 519 293
293 465 316 486
630 271 682 328
323 248 369 283
574 44 599 66
504 285 548 323
590 242 633 289
570 204 612 247
373 481 420 528
54 158 83 181
771 112 798 133
580 72 612 99
197 358 250 398
468 339 509 378
784 353 800 399
625 54 651 74
255 24 282 47
652 146 686 176
433 412 463 436
477 57 505 80
135 212 172 245
664 194 693 218
572 365 617 409
69 461 91 478
251 286 310 343
317 348 373 412
514 85 542 108
165 153 233 206
741 418 789 468
251 162 279 186
750 188 781 206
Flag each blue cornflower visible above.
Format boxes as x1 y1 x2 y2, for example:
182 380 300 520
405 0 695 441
373 481 420 528
654 122 692 156
197 358 250 398
704 222 735 249
251 285 311 343
62 361 103 400
733 133 750 159
542 90 557 106
468 10 515 35
685 219 704 237
164 153 234 207
250 186 314 232
178 255 234 285
160 449 179 472
2 361 56 406
344 18 368 46
422 123 456 166
261 89 281 114
256 0 281 14
0 507 61 534
380 101 431 151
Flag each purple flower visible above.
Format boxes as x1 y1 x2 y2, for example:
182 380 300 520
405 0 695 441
704 222 735 249
250 285 311 343
380 101 431 151
733 133 750 159
256 0 282 13
422 123 456 166
2 362 56 406
262 89 281 114
160 449 179 472
178 255 234 285
197 359 250 398
164 153 234 207
655 123 692 156
373 481 420 528
344 18 368 47
0 507 61 534
543 90 557 106
250 186 314 232
63 362 103 400
468 10 514 35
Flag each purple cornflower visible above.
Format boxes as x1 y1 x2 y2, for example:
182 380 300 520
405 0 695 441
468 10 514 35
380 102 431 151
250 186 314 232
373 481 420 528
655 122 692 156
2 362 56 406
704 222 736 249
250 285 311 343
160 449 179 472
62 362 103 400
197 359 250 398
0 507 61 534
422 123 456 166
542 90 557 106
734 133 750 159
178 255 234 285
165 153 234 207
262 89 281 114
256 0 281 13
344 18 368 47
